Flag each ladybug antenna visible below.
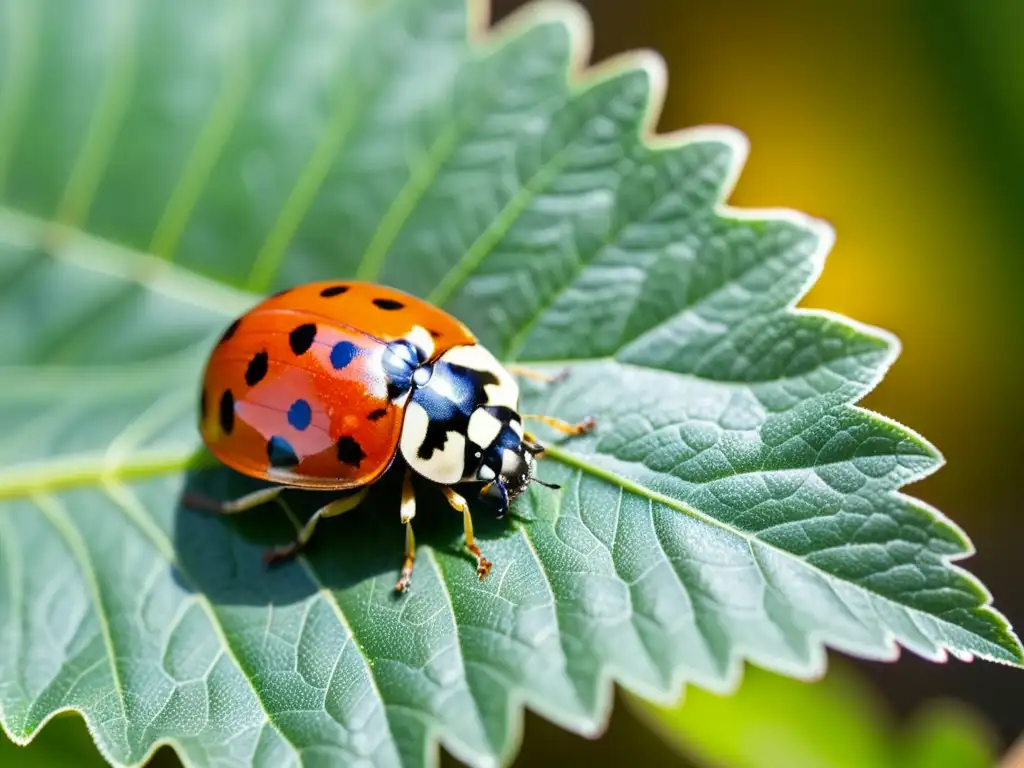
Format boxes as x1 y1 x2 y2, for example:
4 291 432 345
534 478 561 490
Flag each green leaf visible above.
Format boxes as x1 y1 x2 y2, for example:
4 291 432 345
0 1 1019 767
627 662 998 768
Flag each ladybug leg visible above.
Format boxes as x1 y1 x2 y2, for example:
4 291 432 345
395 468 417 593
521 413 596 436
522 432 546 456
442 487 493 580
262 487 369 566
506 365 569 384
182 485 284 514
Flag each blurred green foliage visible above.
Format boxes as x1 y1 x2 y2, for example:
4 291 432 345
1 715 114 768
627 662 997 768
1 717 181 768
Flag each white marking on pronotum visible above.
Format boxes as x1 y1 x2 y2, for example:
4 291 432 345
467 408 502 449
439 345 519 409
501 449 520 475
406 325 435 359
400 401 465 484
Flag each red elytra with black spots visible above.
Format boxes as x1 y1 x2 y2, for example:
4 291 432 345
198 281 476 489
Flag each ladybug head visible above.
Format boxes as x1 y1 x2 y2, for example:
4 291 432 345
475 413 556 516
468 409 539 514
477 439 535 517
498 440 537 503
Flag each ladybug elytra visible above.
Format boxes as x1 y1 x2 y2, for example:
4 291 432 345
185 281 593 591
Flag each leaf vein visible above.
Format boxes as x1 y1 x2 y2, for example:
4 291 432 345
426 91 612 308
647 498 719 669
150 0 252 261
513 520 588 714
102 483 303 760
0 206 256 317
421 548 494 753
54 0 142 231
276 499 399 760
504 162 730 362
0 514 29 727
245 0 412 294
0 0 39 194
544 444 1013 663
32 493 131 753
356 121 462 282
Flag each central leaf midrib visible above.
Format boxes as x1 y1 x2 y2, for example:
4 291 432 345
3 430 991 663
0 448 201 501
0 347 918 500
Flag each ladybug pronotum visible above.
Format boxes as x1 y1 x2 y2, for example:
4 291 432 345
186 281 593 591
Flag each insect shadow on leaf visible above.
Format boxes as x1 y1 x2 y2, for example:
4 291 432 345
173 457 524 606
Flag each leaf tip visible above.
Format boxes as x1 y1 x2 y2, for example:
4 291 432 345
974 620 1024 668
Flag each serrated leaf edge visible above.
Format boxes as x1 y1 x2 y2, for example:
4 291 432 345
2 2 1021 768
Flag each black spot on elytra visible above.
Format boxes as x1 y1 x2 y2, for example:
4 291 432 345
367 408 388 422
245 350 269 386
429 329 442 339
219 390 235 434
289 323 317 355
330 340 359 370
288 399 312 431
320 284 349 297
337 436 366 467
267 435 299 468
372 297 404 311
218 319 240 345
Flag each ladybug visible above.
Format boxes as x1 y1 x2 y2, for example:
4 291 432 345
185 281 593 591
